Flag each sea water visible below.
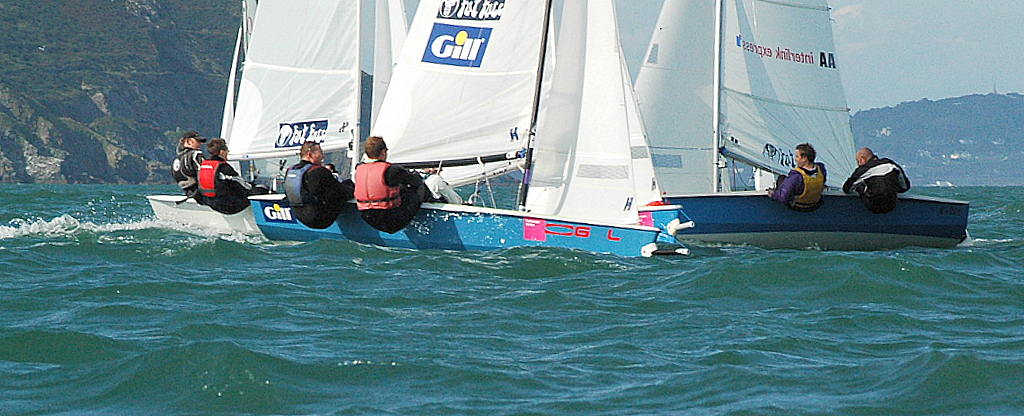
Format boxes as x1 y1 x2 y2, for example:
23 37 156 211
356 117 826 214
1 184 1022 415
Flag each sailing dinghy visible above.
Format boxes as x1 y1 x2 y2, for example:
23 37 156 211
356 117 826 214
251 0 692 257
148 0 407 236
634 0 968 250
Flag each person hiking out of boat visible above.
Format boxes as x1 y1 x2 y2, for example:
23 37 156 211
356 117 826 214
768 143 827 212
171 130 207 204
284 142 356 229
842 147 911 214
198 139 268 215
355 136 430 233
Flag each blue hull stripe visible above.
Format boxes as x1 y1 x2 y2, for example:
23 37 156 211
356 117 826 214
252 198 681 257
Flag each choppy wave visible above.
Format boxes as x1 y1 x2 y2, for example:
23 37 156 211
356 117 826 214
1 185 1023 415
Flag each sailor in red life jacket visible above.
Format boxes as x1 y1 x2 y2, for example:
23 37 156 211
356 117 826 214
767 143 827 212
284 142 356 229
354 136 429 234
198 139 268 215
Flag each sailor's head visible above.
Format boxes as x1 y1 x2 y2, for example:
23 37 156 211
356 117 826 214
180 130 206 149
365 136 388 160
856 147 875 166
300 141 325 164
796 143 816 163
207 138 229 157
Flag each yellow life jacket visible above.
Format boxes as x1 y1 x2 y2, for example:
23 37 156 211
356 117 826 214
791 165 825 211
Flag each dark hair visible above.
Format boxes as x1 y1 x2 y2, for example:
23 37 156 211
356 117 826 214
365 136 387 159
181 130 205 142
180 130 206 145
796 143 816 163
207 138 228 155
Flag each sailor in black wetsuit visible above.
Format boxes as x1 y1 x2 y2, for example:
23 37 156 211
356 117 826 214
842 147 911 214
198 139 262 215
171 130 207 204
284 142 355 229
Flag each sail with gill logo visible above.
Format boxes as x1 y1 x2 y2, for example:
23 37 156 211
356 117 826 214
371 0 549 182
226 0 361 161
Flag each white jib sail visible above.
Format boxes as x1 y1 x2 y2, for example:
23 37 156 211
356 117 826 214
525 0 648 225
719 0 856 188
370 0 548 172
227 0 361 161
634 0 719 195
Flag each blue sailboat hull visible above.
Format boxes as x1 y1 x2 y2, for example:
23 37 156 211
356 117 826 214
250 196 687 257
665 191 969 250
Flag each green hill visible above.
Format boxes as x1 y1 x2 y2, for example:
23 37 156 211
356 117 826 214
1 0 1019 186
850 93 1024 186
0 0 239 183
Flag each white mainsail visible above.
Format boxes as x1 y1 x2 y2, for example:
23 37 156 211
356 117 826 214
370 0 547 171
227 0 361 161
636 0 856 192
371 0 409 127
524 0 659 224
719 0 856 186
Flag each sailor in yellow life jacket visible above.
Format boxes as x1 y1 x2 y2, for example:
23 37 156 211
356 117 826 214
768 143 827 212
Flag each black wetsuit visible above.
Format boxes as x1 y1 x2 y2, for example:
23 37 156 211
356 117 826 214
287 160 355 229
172 146 206 204
202 156 252 215
842 156 911 214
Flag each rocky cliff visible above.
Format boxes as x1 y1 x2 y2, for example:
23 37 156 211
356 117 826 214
0 0 237 183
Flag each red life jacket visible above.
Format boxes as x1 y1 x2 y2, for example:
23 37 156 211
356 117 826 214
198 159 224 198
355 161 402 210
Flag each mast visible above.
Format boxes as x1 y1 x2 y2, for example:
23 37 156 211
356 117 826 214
711 0 726 192
516 0 555 210
221 26 243 141
350 0 363 181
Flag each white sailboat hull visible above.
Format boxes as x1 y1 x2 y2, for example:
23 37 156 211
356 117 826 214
147 195 262 235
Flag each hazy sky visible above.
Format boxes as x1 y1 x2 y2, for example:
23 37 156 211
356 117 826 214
388 0 1023 112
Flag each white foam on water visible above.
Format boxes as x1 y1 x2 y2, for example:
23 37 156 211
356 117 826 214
0 214 266 245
